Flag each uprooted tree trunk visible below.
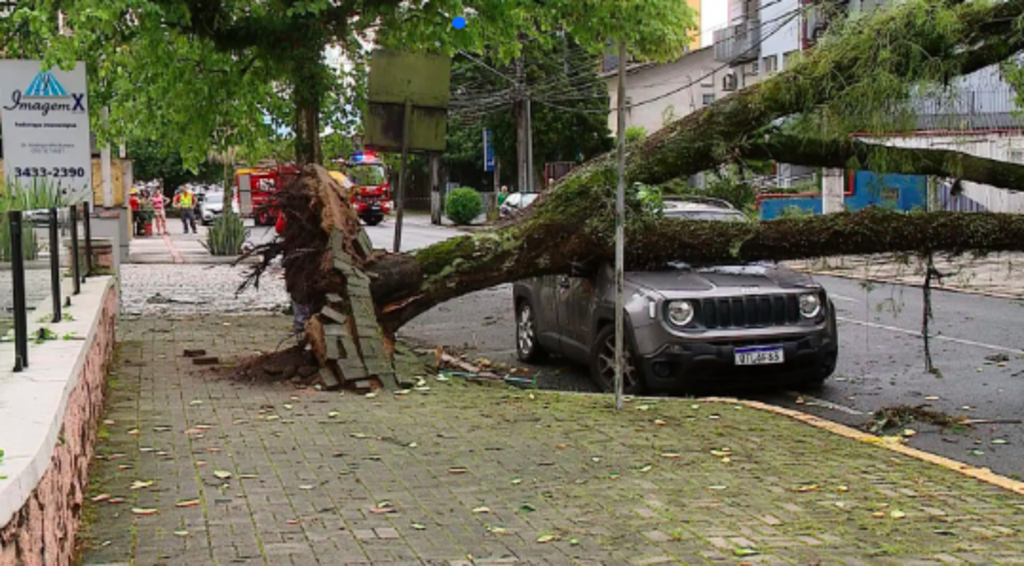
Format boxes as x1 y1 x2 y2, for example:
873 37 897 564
248 0 1024 388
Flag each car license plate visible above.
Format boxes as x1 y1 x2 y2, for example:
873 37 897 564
734 345 784 366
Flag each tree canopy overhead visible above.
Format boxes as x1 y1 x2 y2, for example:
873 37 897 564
0 0 695 167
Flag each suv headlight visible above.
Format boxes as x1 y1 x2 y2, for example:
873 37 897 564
799 293 822 318
666 300 695 326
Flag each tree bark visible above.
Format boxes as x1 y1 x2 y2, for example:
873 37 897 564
291 42 325 166
745 135 1024 190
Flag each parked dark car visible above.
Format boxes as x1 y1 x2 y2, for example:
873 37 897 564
512 197 838 394
499 192 540 219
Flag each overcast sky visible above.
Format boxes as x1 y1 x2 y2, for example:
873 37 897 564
701 1 729 47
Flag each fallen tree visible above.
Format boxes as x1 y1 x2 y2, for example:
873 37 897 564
245 0 1024 388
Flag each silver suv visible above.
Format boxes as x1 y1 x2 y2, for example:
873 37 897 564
512 197 838 394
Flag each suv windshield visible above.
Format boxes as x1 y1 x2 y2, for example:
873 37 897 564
347 164 386 186
204 192 223 205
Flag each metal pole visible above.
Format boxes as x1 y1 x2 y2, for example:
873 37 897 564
83 201 93 278
393 98 413 253
525 97 535 193
70 205 81 295
49 208 62 323
515 55 527 192
10 211 28 371
430 153 442 225
614 39 628 410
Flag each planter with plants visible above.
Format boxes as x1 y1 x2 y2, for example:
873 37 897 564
139 201 155 236
202 212 249 256
0 179 65 261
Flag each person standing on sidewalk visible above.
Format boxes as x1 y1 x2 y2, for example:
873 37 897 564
150 186 170 235
275 211 312 336
173 186 197 234
129 188 145 236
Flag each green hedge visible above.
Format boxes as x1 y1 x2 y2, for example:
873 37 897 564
445 188 483 225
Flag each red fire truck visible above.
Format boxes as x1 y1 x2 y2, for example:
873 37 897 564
234 165 298 225
342 151 392 226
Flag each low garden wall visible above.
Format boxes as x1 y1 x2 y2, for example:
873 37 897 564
0 277 117 565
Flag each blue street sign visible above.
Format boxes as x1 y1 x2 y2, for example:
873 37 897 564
483 129 495 172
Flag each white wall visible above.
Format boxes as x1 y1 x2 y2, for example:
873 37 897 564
870 132 1024 213
606 47 725 137
758 0 801 72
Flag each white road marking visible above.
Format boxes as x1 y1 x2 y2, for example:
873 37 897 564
785 392 865 416
830 294 859 303
837 316 1024 355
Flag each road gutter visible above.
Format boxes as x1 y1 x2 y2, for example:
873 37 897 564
703 396 1024 497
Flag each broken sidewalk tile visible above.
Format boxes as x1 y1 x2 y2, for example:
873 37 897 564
320 305 349 324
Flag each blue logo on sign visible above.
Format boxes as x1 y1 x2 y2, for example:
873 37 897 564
24 71 68 98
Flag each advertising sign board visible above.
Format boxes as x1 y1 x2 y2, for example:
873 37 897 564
0 60 93 203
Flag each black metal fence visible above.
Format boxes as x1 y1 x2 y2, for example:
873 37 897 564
5 203 93 372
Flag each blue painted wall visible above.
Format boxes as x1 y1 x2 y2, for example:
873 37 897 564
758 171 927 220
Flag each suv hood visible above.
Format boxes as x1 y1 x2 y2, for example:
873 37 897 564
625 262 818 297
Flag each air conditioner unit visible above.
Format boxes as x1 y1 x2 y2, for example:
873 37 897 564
722 72 738 92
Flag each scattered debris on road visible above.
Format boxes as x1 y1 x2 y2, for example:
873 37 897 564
866 405 969 434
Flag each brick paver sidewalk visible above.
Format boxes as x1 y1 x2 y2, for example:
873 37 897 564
786 252 1024 299
80 316 1024 565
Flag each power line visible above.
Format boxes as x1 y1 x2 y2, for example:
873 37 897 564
532 5 806 115
529 4 808 104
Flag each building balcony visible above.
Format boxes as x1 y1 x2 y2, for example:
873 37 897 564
713 20 762 65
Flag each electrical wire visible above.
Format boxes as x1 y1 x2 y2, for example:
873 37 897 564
532 5 806 114
528 4 807 104
449 2 806 118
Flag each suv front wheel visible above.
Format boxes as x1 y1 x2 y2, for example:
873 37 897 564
590 325 644 394
516 299 546 362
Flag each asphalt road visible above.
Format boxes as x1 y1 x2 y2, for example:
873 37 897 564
247 211 450 253
300 214 1024 478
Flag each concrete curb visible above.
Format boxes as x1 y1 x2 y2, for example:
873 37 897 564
791 266 1024 302
702 396 1024 497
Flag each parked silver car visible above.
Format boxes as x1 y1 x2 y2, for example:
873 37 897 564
200 191 239 225
499 192 540 219
512 197 838 394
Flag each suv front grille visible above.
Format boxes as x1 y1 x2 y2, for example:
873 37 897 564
699 295 801 329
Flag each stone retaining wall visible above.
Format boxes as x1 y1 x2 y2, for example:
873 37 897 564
0 282 117 565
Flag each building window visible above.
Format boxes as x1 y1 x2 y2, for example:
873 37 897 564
702 93 716 106
763 55 778 74
750 61 759 75
722 73 738 91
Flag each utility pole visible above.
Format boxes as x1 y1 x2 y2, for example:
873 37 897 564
393 98 412 253
525 96 535 192
614 39 627 411
514 54 527 193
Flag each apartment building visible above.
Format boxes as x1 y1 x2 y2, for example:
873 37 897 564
603 46 731 138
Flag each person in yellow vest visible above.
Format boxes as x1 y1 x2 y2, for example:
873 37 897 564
173 186 197 234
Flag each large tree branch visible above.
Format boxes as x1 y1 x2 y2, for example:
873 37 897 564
745 135 1024 190
269 0 1024 360
613 0 1024 189
364 2 1024 330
